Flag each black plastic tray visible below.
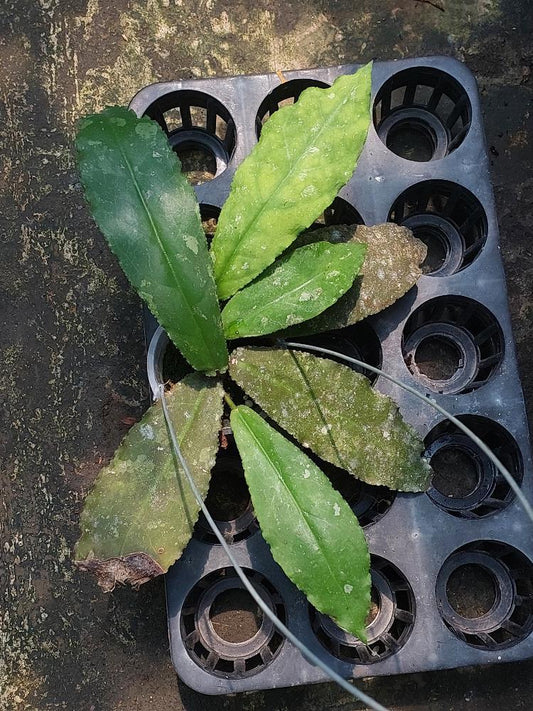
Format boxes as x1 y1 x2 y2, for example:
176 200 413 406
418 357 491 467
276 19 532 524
129 57 533 694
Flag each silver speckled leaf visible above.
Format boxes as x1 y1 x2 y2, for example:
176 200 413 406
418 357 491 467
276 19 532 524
229 347 431 492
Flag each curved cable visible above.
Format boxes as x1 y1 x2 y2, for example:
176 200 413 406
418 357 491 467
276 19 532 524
159 384 390 711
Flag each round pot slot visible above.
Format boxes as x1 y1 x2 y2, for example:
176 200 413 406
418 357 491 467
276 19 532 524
310 557 415 664
424 416 523 518
402 296 504 394
388 180 488 275
143 90 236 184
373 66 472 161
194 434 259 545
181 568 286 677
321 461 396 527
256 78 330 136
436 542 533 649
289 321 382 384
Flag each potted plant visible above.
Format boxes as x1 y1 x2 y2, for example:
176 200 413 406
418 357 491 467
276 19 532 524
74 63 431 643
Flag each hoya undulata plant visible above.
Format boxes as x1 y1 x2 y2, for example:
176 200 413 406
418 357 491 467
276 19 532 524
75 63 431 640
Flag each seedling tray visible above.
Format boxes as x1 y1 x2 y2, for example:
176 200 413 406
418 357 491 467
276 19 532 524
130 57 533 694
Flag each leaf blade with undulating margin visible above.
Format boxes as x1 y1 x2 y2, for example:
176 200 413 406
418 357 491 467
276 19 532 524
221 241 367 339
231 405 370 640
229 347 431 492
76 106 228 373
282 223 427 336
75 374 224 591
211 63 372 300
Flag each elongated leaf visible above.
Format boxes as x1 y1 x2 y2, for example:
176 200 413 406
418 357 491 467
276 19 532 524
76 106 228 373
231 405 370 639
221 241 367 339
211 63 372 300
75 374 224 590
284 223 427 336
230 347 431 491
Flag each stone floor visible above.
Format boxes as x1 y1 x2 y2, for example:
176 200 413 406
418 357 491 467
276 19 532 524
1 1 532 709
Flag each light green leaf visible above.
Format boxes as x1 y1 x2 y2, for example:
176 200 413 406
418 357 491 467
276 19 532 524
75 374 224 590
284 223 427 336
211 63 372 300
229 347 431 492
231 405 370 640
76 106 228 373
221 241 367 339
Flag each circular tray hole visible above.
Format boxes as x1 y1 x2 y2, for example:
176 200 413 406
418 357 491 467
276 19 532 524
321 460 396 527
424 416 523 518
143 90 236 184
307 196 364 231
310 556 415 664
181 568 286 677
194 434 259 545
256 78 330 137
388 180 488 276
402 296 504 394
288 321 382 384
373 67 472 162
199 203 220 244
436 541 533 649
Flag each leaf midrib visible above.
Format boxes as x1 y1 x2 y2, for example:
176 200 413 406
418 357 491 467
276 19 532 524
236 408 348 592
111 123 218 366
215 76 363 289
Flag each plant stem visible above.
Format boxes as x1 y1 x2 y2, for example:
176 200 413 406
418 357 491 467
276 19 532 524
224 392 237 410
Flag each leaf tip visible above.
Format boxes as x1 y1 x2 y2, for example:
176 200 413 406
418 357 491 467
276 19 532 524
75 552 165 592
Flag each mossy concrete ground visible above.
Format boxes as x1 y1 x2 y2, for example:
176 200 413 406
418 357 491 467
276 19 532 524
1 0 532 709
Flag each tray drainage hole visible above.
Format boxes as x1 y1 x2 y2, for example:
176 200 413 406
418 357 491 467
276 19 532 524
194 435 259 545
176 143 217 185
143 89 236 183
425 416 523 518
310 557 415 664
446 564 497 619
210 589 263 643
181 568 286 678
388 180 488 275
430 446 479 499
385 117 438 162
288 321 382 385
436 542 533 649
256 78 330 137
402 296 504 394
413 336 462 382
374 66 472 161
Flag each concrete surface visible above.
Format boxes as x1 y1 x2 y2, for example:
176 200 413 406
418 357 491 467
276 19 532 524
1 0 532 709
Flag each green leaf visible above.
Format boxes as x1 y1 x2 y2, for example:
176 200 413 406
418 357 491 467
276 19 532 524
75 374 224 591
76 106 228 373
229 347 431 492
221 241 367 339
211 63 372 300
231 405 370 640
284 223 427 336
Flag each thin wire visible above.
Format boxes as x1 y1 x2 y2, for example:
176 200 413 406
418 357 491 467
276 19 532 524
159 384 390 711
281 340 533 523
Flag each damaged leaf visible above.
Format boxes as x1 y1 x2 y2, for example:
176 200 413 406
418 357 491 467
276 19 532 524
76 106 228 373
221 241 367 339
229 347 431 492
211 63 372 300
75 374 224 590
283 223 427 336
231 404 370 640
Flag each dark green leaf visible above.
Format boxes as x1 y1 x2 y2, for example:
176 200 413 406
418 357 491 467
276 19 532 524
229 347 431 492
221 241 367 339
231 405 370 640
76 106 228 373
211 63 372 300
284 223 427 336
75 374 224 590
